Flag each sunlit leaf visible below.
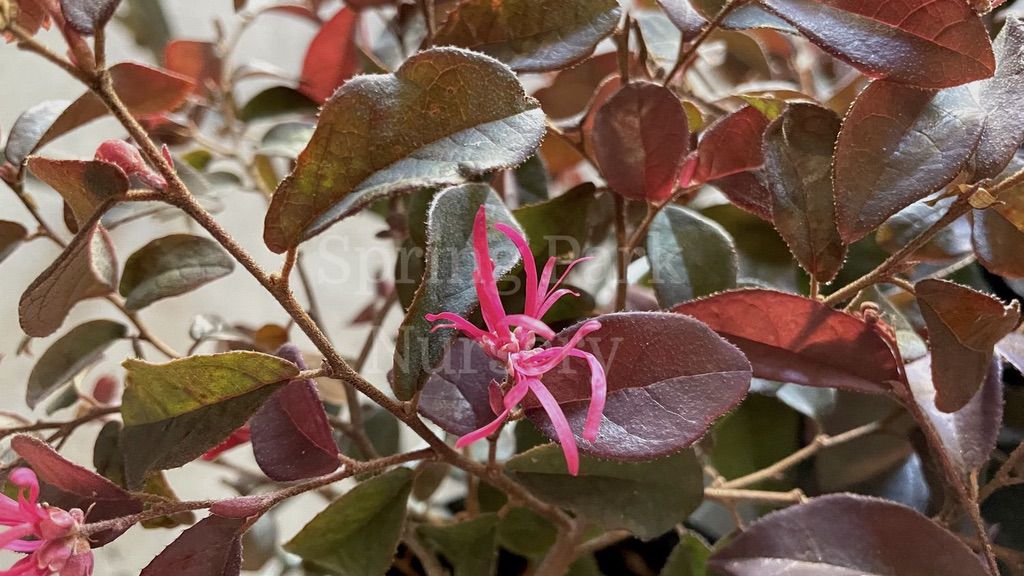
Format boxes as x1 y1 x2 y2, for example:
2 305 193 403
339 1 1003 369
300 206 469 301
506 445 703 539
434 0 621 72
119 234 235 310
299 7 360 103
27 320 126 408
592 82 689 203
264 47 544 252
759 0 995 89
915 279 1020 412
657 0 706 39
692 0 794 32
674 289 902 392
693 106 769 185
709 494 988 575
285 468 412 576
3 100 70 166
834 81 982 243
392 183 520 400
965 16 1024 179
19 223 118 337
646 205 738 308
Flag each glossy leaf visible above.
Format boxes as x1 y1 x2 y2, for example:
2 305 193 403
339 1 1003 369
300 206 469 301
11 435 142 546
435 0 620 72
759 0 995 89
906 355 1002 475
392 184 520 400
60 0 121 34
646 205 738 308
417 514 498 576
19 223 118 337
299 7 360 103
250 344 339 481
140 515 246 576
525 312 751 460
27 319 126 408
285 468 412 575
264 47 544 253
673 289 902 393
0 220 28 265
592 82 689 203
833 81 982 243
708 494 988 575
692 0 795 32
972 208 1024 278
966 17 1024 179
26 157 130 226
762 103 845 282
693 106 770 184
506 445 703 539
119 234 235 310
915 279 1020 412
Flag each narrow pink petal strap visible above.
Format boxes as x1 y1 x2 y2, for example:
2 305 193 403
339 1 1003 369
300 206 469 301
546 256 594 300
499 314 556 340
425 312 487 340
4 538 42 553
494 223 539 317
567 349 607 441
0 523 36 551
3 555 42 576
527 379 580 476
537 256 557 304
454 410 512 448
8 469 38 505
516 320 602 376
536 288 580 319
471 206 510 335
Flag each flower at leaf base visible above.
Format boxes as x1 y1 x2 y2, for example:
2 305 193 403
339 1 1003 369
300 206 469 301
426 206 607 476
0 468 93 576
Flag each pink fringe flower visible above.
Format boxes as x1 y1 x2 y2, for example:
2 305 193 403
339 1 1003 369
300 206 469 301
426 206 607 475
0 468 93 576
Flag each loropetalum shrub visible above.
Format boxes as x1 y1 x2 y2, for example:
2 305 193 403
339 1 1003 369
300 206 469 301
4 0 1024 574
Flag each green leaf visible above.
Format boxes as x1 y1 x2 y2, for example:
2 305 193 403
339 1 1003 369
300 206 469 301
513 182 610 260
27 320 127 408
257 121 315 158
121 351 299 425
285 468 412 576
646 205 738 308
418 514 498 576
19 223 118 337
660 533 710 576
392 183 521 400
505 445 703 539
26 157 130 226
0 220 28 265
238 86 318 122
434 0 621 72
263 47 545 253
710 395 800 488
496 507 557 560
119 234 235 310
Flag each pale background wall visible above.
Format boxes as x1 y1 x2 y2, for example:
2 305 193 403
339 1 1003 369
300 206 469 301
0 2 406 573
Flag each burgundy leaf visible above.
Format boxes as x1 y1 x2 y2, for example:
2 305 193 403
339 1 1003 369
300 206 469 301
833 81 982 243
915 279 1020 412
673 289 902 393
711 171 773 221
525 312 751 461
759 0 995 89
906 355 1002 475
419 339 504 437
250 344 339 481
299 7 360 103
693 106 770 184
709 494 989 575
25 157 129 226
762 103 845 282
141 515 246 576
592 82 689 203
966 17 1024 179
60 0 121 35
11 435 142 546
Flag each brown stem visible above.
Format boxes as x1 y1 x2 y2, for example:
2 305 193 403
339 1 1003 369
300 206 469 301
704 487 807 505
614 195 629 311
980 441 1024 502
663 0 749 87
6 22 96 85
0 406 120 441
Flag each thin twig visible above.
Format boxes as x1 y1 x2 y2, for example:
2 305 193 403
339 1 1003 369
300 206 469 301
663 0 749 87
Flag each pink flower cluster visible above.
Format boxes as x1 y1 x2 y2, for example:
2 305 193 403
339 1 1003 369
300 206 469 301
427 207 607 475
0 469 92 576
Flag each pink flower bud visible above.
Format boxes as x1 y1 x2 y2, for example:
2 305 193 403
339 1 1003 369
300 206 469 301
94 140 167 190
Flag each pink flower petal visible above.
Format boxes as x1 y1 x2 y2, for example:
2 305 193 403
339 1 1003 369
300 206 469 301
8 470 38 505
454 380 530 448
425 312 487 340
471 206 510 335
527 379 580 476
0 524 36 552
494 222 539 316
516 320 602 376
566 349 607 441
499 314 555 340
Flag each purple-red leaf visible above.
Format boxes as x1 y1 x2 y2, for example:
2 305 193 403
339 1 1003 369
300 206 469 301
915 279 1020 412
759 0 995 89
419 339 504 437
299 7 360 104
19 222 118 337
693 106 770 185
250 344 339 481
140 515 246 576
906 355 1002 475
709 494 989 575
833 81 982 243
165 40 223 93
673 289 902 393
524 312 751 461
25 157 129 226
762 103 845 282
592 82 689 203
11 435 142 546
711 171 773 221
